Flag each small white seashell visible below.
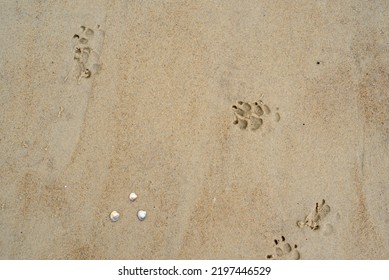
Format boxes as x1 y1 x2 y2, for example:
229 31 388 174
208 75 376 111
137 210 147 221
129 192 138 202
110 211 120 222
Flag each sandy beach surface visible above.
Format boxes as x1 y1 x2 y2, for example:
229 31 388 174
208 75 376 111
0 0 388 259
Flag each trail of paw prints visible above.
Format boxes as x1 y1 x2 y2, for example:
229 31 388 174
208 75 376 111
65 25 104 84
297 199 334 236
266 236 300 260
232 98 280 131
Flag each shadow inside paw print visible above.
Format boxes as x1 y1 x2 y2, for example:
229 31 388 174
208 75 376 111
266 236 300 260
232 98 280 131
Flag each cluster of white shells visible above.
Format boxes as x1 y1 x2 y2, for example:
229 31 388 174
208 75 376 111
110 192 147 222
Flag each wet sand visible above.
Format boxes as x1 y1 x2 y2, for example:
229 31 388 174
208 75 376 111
0 0 388 259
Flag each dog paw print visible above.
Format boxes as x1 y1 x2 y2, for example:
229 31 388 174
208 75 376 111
65 25 103 84
297 199 333 234
266 236 300 260
232 98 280 131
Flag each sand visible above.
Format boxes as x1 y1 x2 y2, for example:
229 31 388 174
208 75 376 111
0 0 388 259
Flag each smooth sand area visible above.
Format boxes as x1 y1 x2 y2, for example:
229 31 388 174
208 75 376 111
0 0 388 259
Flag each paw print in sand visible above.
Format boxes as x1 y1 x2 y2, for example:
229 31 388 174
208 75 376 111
65 25 103 84
297 199 332 234
266 236 300 260
232 98 280 131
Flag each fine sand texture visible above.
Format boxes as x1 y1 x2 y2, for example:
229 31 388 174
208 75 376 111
0 0 388 259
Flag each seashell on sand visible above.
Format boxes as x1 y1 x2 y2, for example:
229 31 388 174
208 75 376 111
129 192 138 202
137 210 147 221
110 211 120 222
